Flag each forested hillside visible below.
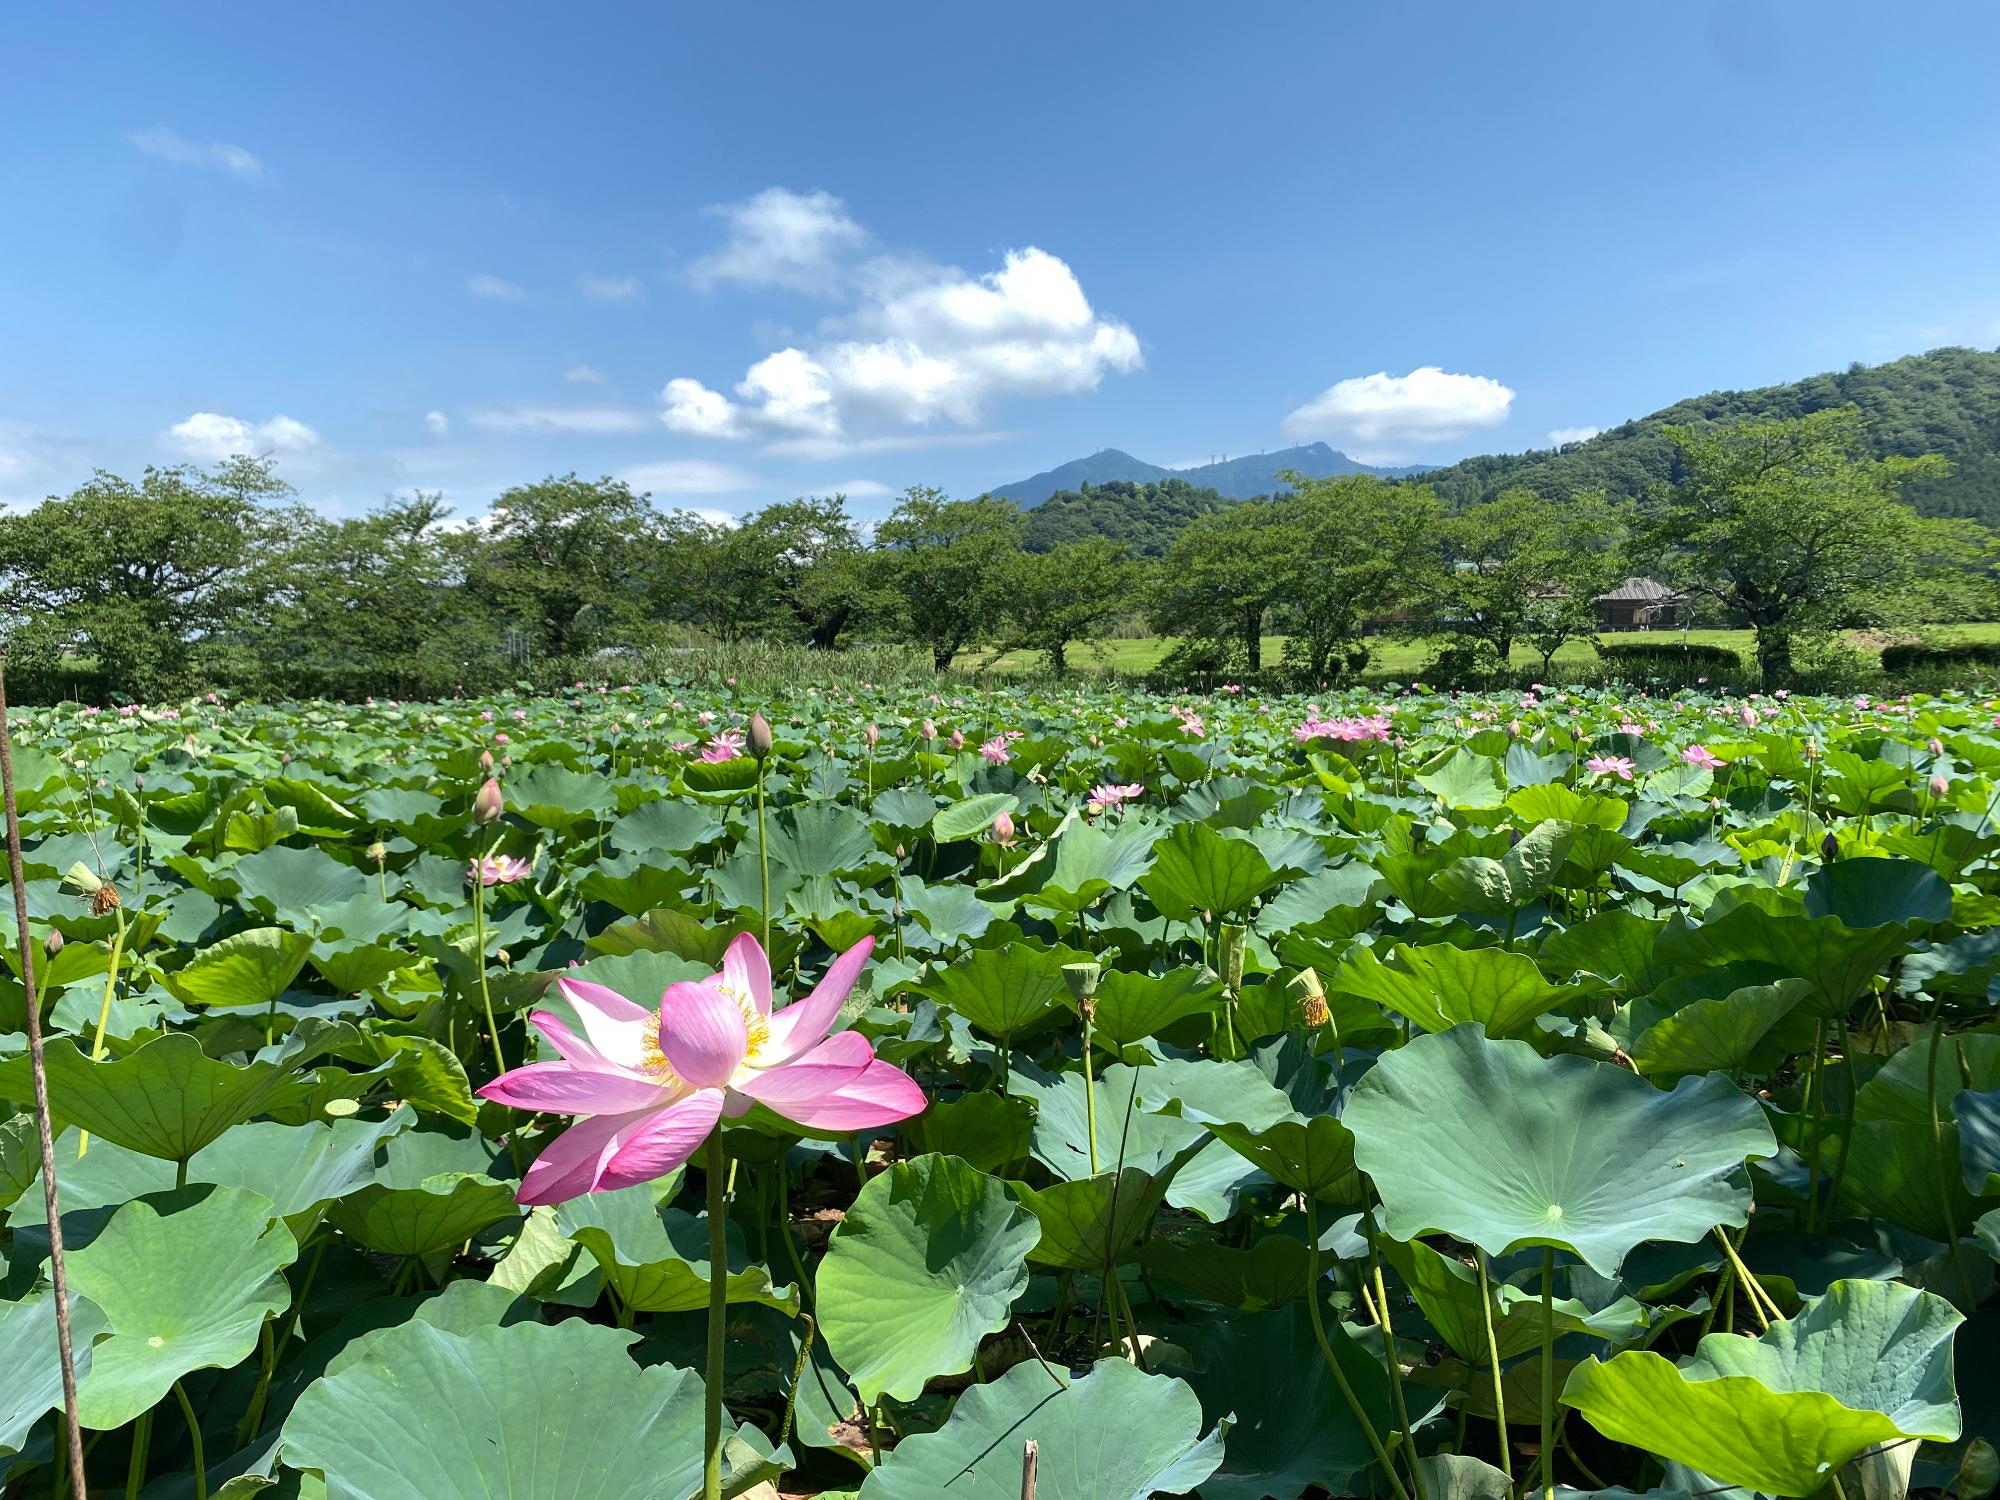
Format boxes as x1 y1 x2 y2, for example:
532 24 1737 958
1414 345 2000 521
1021 477 1232 556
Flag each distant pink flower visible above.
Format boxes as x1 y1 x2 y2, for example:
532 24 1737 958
864 723 880 747
469 854 532 886
991 810 1016 845
921 719 937 739
1087 782 1145 813
1682 744 1725 770
702 730 747 763
1586 754 1636 782
481 935 923 1205
494 732 510 745
1294 714 1391 744
949 729 966 750
1930 773 1951 797
1178 713 1205 737
979 736 1011 765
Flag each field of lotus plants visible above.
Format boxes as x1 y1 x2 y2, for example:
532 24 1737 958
3 677 1998 1500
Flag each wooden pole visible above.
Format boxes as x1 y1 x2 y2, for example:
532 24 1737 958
0 660 89 1497
1020 1439 1038 1500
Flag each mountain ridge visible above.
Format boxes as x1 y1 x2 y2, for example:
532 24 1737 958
986 441 1430 506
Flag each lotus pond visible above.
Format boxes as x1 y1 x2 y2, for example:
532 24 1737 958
3 681 1998 1500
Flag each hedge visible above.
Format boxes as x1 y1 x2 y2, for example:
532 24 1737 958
1879 640 2000 675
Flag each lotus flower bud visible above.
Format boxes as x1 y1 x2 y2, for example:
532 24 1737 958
922 718 937 739
1930 773 1951 797
864 722 880 747
1739 705 1759 729
949 729 965 750
748 712 774 761
1288 967 1330 1028
1929 737 1945 756
479 749 495 773
991 809 1016 846
1821 831 1839 864
43 928 64 959
1509 719 1523 738
473 777 504 827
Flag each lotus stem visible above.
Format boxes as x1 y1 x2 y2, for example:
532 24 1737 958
704 1130 729 1500
473 833 506 1077
174 1378 208 1500
1477 1251 1513 1481
1712 1228 1773 1332
1365 1217 1430 1500
754 759 771 954
778 1314 816 1449
1539 1246 1556 1500
1304 1196 1411 1500
79 901 129 1157
126 1406 153 1500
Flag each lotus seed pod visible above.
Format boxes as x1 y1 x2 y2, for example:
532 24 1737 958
748 711 774 761
1288 967 1330 1028
1062 962 1102 1001
473 777 504 826
366 840 389 865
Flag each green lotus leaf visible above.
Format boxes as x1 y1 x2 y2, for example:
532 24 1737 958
282 1318 780 1500
1329 943 1575 1038
1141 821 1291 920
932 791 1019 842
901 1092 1033 1175
66 1185 296 1428
553 1184 797 1315
1563 1280 1962 1496
1414 748 1507 809
920 943 1079 1040
1430 819 1577 914
0 1289 107 1457
1081 968 1225 1046
162 926 316 1008
1139 1234 1309 1311
1627 979 1817 1082
1209 1113 1362 1203
1377 1236 1653 1368
1956 1087 2000 1194
818 1154 1040 1404
858 1357 1226 1500
324 1124 517 1257
0 1029 339 1164
1346 1025 1776 1274
1015 1165 1180 1270
504 765 618 829
1803 855 1952 928
608 797 723 855
229 844 371 918
1171 1303 1395 1500
1652 902 1914 1017
1017 815 1161 914
764 803 885 879
1012 1063 1207 1182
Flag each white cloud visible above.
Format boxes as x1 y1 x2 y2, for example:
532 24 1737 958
822 478 893 498
168 411 321 462
579 272 643 302
563 360 609 385
618 460 760 494
663 238 1141 456
129 126 261 178
468 404 649 434
1547 425 1600 447
424 410 450 437
689 187 869 295
468 274 527 301
1281 367 1515 452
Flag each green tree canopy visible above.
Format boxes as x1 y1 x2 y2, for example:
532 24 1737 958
874 488 1024 669
1432 487 1628 673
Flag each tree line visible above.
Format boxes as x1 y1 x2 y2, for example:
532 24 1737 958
0 407 1991 701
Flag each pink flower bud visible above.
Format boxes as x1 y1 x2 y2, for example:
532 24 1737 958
1928 738 1945 756
1739 705 1759 729
479 749 495 773
748 712 774 761
1930 774 1951 797
473 777 504 827
992 810 1016 846
949 729 965 750
864 723 880 747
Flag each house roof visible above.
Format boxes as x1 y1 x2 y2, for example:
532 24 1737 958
1596 576 1683 604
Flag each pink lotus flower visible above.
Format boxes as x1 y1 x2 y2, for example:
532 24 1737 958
1681 744 1725 770
702 729 747 763
1087 782 1145 813
1930 773 1951 797
469 853 533 886
979 736 1011 765
991 809 1016 845
949 728 966 750
1585 754 1636 782
483 935 923 1205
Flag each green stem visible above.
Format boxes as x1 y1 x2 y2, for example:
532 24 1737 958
473 836 506 1077
1827 1017 1860 1220
1365 1218 1429 1500
703 1132 729 1500
779 1314 816 1448
125 1407 153 1500
1539 1247 1555 1500
78 904 129 1157
173 1379 208 1500
1476 1252 1513 1481
1305 1197 1411 1500
1082 1013 1100 1176
755 763 771 954
1804 1021 1826 1232
1923 1017 1981 1309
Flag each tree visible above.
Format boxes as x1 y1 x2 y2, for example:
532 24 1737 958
735 496 884 649
462 475 663 657
1149 500 1291 672
0 459 302 697
1001 538 1144 675
1432 487 1627 673
1646 408 1990 686
873 489 1024 669
1275 474 1445 683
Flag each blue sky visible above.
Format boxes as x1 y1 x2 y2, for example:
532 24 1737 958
3 2 1997 520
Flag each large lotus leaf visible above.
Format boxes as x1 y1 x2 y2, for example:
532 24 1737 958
504 765 619 829
325 1123 517 1257
1803 856 1952 929
162 926 316 1008
764 803 883 878
1430 820 1577 914
1083 968 1225 1046
66 1185 296 1428
1564 1281 1962 1496
1140 1234 1309 1311
553 1185 796 1314
1414 748 1507 809
1210 1113 1363 1203
1127 1055 1295 1135
283 1317 779 1500
1141 821 1290 920
858 1357 1226 1500
1537 907 1666 990
818 1154 1040 1403
920 943 1079 1039
897 876 1001 948
0 1289 106 1457
1956 1088 2000 1194
1013 1064 1206 1181
1254 863 1382 939
1016 1166 1179 1270
0 1029 337 1163
1346 1026 1776 1274
1652 902 1914 1017
1377 1236 1651 1367
901 1091 1034 1175
1172 1303 1394 1500
932 792 1019 842
608 796 722 855
1627 979 1817 1083
1329 943 1573 1039
230 845 371 917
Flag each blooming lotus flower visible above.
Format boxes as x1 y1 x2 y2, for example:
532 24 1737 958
702 729 747 763
469 853 533 886
1585 754 1636 782
979 736 1011 765
483 935 923 1205
1681 744 1725 770
1087 782 1145 813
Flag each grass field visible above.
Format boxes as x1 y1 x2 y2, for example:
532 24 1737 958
967 623 2000 678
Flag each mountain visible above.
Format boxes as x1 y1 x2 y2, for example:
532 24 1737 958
987 441 1429 506
1411 345 2000 524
